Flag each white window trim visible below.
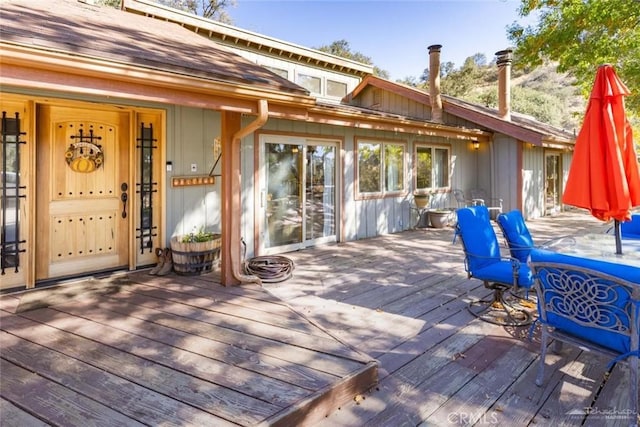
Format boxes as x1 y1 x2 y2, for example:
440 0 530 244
414 143 451 194
356 139 407 199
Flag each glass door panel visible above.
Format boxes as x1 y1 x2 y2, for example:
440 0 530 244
305 145 335 240
545 152 561 215
266 143 302 248
262 139 337 253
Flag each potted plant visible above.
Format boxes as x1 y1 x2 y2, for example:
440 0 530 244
428 209 454 228
170 229 221 275
413 193 431 209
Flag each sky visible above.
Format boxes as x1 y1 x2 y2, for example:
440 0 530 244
229 0 534 81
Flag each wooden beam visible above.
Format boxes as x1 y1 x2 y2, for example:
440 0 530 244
220 111 242 286
444 102 544 145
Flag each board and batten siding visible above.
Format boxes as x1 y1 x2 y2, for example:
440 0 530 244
561 150 574 211
491 134 520 215
351 133 479 240
161 109 488 255
353 86 431 121
522 145 545 220
165 106 222 240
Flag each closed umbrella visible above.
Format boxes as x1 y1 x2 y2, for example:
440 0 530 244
562 64 640 254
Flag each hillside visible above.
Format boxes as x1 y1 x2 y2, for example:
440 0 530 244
436 62 586 132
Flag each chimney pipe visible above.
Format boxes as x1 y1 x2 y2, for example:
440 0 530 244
428 44 443 123
496 49 513 121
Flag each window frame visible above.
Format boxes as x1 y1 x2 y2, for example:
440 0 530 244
355 138 407 200
295 72 322 95
264 66 289 80
326 79 348 98
413 143 451 195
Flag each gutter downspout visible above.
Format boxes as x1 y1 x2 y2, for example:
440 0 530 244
230 99 268 285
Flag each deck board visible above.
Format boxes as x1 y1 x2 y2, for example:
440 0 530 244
1 331 227 426
3 311 278 425
0 358 146 427
0 398 50 427
51 296 339 390
1 277 376 426
1 210 637 426
267 213 637 426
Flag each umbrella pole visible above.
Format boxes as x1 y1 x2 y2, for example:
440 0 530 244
614 220 623 255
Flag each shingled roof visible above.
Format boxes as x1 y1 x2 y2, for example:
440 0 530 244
0 0 308 95
348 75 576 147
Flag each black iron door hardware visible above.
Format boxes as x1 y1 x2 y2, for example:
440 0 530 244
120 182 128 218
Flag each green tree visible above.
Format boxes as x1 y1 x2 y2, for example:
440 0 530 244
316 40 390 79
97 0 234 22
508 0 640 118
156 0 235 22
440 56 487 97
95 0 122 7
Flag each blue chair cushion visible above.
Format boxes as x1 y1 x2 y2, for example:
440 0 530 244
474 261 534 288
530 248 640 355
621 214 640 238
497 210 534 263
457 206 533 290
456 206 501 272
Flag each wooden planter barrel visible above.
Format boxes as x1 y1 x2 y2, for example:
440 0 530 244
170 234 221 276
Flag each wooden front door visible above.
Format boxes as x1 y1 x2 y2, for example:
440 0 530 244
36 105 130 281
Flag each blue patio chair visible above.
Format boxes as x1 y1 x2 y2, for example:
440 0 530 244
621 214 640 239
497 209 535 263
470 188 503 219
455 205 534 326
529 248 640 424
452 189 473 208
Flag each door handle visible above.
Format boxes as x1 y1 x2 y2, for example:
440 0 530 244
120 182 128 218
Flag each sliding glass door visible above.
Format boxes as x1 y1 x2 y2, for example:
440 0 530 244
261 136 337 253
545 152 561 215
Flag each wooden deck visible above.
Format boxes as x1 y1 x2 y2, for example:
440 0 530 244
0 273 377 426
1 210 638 426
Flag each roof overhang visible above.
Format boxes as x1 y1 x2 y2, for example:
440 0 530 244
445 101 574 148
0 42 316 113
348 75 575 149
443 101 547 145
122 0 373 78
307 104 491 142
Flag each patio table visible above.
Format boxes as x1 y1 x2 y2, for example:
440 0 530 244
541 233 640 268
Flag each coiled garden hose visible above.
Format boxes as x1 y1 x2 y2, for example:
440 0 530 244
241 238 294 283
244 255 295 283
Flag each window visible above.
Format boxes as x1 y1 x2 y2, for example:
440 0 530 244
327 80 347 98
265 66 289 79
357 140 405 196
415 145 450 191
296 73 321 94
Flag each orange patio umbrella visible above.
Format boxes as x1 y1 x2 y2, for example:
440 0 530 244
562 64 640 254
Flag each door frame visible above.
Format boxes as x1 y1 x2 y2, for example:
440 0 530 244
1 94 166 289
544 150 562 216
258 134 340 255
